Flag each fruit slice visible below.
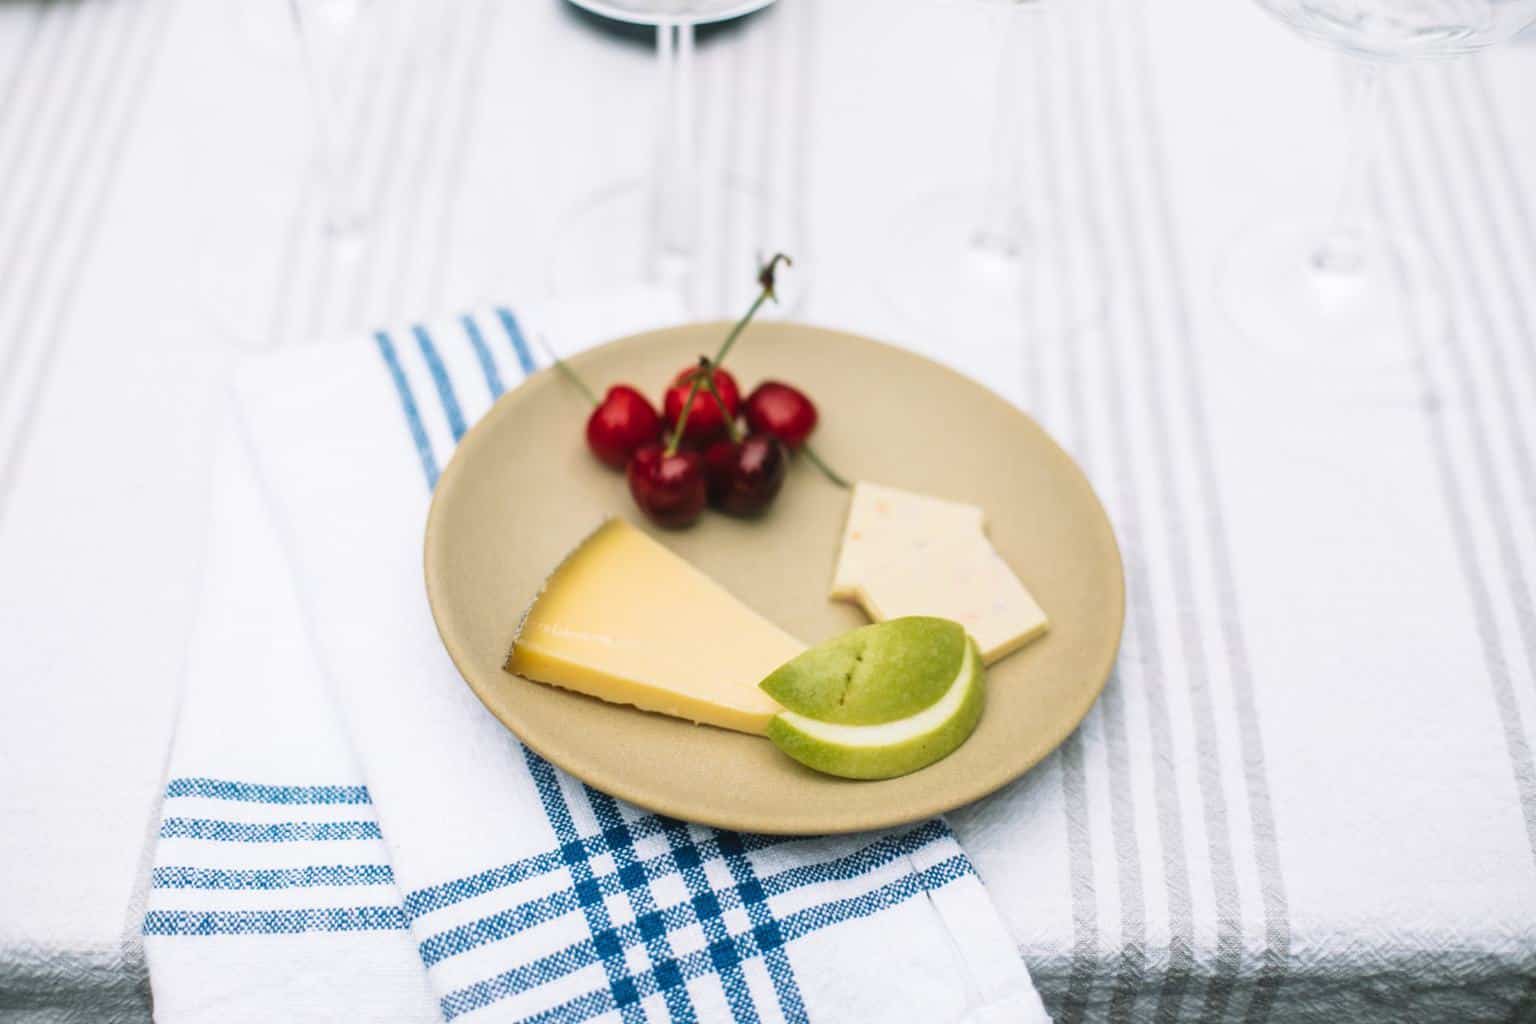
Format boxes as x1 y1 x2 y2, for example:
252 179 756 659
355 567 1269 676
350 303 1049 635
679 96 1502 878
830 482 986 600
760 617 985 779
505 519 801 734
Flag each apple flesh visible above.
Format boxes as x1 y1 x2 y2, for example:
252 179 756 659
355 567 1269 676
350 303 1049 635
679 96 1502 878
759 617 985 780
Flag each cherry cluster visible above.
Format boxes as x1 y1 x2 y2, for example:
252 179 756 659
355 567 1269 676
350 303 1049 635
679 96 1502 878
563 255 840 528
585 368 819 528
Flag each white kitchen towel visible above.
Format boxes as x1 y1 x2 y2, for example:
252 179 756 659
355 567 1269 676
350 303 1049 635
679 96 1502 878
141 416 440 1024
140 288 678 1023
144 285 1049 1023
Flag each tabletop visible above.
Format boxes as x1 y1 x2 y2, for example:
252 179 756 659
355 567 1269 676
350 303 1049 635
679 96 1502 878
2 0 1535 1021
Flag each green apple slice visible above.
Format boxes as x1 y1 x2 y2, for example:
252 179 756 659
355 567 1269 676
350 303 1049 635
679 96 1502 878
759 617 985 780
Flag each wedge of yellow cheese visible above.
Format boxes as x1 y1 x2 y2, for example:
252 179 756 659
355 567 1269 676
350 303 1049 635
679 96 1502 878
504 518 802 735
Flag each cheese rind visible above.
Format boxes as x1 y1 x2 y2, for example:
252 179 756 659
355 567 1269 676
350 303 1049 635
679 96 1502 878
505 519 801 735
830 482 986 599
853 531 1048 666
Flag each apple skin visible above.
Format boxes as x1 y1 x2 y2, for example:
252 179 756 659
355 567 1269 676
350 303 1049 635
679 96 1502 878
760 616 965 724
764 636 984 780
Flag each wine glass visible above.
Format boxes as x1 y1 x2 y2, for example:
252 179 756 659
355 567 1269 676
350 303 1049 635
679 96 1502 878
1218 0 1536 366
549 0 794 318
878 0 1107 368
199 0 430 349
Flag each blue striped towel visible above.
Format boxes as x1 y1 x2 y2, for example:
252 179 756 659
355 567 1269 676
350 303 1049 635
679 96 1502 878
143 287 1049 1023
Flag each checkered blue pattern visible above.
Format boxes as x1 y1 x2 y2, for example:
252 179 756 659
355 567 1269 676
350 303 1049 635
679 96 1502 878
144 306 992 1023
146 768 971 1022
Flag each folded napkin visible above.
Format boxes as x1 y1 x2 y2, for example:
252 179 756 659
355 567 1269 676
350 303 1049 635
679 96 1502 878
142 418 440 1024
144 286 1049 1023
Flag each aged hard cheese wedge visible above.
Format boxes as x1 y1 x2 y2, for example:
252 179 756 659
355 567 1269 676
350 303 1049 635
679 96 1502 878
830 482 985 600
854 531 1049 665
504 518 802 735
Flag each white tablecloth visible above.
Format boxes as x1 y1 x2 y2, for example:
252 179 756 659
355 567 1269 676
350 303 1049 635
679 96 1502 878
2 0 1535 1020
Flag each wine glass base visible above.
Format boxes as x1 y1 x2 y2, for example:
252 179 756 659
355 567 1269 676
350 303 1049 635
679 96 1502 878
195 183 300 351
563 0 778 27
877 188 1109 366
1216 218 1446 375
547 176 803 320
196 185 374 351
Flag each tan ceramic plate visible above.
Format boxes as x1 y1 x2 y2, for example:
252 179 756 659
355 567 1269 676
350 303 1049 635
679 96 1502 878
425 322 1123 835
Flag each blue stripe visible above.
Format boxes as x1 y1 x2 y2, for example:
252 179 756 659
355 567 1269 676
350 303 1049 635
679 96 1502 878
519 989 614 1024
140 852 969 945
440 845 973 1022
428 824 955 1020
373 330 440 487
760 820 950 896
779 854 973 941
441 931 607 1020
495 306 536 375
412 831 802 965
418 885 581 967
583 791 698 1022
460 314 504 400
714 824 806 1022
404 848 564 919
163 778 371 806
412 324 467 442
152 864 395 890
518 751 646 1024
158 818 382 843
658 818 761 1023
143 906 406 936
419 823 946 963
403 817 792 921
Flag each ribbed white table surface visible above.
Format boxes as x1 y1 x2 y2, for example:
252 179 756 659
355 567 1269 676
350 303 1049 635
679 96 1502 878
1 0 1534 1020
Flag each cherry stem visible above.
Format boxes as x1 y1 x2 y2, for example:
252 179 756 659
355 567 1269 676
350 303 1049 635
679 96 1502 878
666 255 792 457
802 443 850 489
536 334 599 407
711 252 792 368
665 356 711 456
703 373 742 443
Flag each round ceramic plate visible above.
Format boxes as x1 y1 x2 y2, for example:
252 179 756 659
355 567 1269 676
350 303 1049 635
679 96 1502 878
425 322 1124 834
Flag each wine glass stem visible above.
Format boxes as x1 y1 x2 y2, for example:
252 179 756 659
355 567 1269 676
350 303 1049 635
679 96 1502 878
1313 58 1388 279
975 1 1042 258
289 0 368 243
653 20 696 293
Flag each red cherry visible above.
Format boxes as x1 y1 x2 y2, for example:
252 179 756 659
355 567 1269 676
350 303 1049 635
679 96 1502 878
702 438 740 507
743 381 817 450
626 443 706 528
703 434 787 517
663 366 741 446
586 385 663 470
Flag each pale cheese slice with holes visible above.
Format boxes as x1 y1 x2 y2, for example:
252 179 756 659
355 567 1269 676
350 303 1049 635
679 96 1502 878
830 482 986 600
848 532 1048 667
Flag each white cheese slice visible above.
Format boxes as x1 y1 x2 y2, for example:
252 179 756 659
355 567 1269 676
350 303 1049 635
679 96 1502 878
830 481 986 600
852 531 1048 666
